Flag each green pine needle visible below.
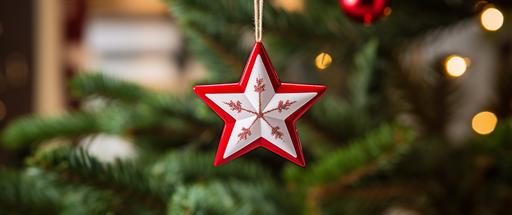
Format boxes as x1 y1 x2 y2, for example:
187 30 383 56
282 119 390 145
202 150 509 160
285 123 414 187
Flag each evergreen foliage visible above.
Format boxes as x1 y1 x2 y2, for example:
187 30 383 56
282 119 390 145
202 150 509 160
1 0 511 214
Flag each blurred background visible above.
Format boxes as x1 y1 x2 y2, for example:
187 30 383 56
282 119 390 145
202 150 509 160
0 0 203 121
1 0 512 214
0 0 208 163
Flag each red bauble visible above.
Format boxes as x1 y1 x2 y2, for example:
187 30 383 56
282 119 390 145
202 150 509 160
339 0 388 24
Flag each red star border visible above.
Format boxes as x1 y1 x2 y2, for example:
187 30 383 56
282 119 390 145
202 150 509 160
193 42 326 167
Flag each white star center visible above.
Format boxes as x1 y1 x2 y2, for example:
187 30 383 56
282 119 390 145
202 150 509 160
206 55 316 158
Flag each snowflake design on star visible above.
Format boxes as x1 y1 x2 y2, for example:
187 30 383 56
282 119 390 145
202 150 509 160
225 76 293 142
202 56 319 163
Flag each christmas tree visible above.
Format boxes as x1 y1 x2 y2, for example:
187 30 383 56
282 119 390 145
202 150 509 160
1 0 512 214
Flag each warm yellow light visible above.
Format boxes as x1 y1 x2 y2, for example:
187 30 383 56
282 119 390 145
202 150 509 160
272 0 304 13
315 52 332 71
472 111 498 135
481 7 504 31
445 55 468 77
384 7 392 17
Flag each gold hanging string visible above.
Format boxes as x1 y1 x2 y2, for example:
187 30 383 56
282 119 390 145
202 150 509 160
254 0 263 42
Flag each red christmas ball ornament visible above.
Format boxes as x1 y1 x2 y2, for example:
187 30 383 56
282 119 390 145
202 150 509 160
339 0 388 25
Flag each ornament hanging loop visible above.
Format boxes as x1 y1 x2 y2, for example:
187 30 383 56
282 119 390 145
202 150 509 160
254 0 263 42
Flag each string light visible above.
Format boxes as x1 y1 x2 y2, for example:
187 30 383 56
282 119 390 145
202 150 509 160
272 0 304 13
0 100 6 121
480 6 504 31
383 7 392 17
472 111 498 135
315 52 333 71
444 55 469 78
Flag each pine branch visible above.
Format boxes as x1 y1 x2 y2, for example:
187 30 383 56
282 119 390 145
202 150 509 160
285 123 414 188
349 39 379 109
71 72 150 103
28 145 280 214
2 81 212 150
0 169 119 215
0 169 61 214
0 108 208 151
29 144 168 213
71 73 219 126
289 124 414 214
169 181 283 215
151 151 272 183
1 112 98 149
0 107 136 149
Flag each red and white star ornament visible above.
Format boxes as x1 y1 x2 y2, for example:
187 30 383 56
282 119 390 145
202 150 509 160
193 42 326 167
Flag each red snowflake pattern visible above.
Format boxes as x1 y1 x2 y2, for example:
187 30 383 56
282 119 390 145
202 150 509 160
224 100 242 113
277 100 296 113
254 77 265 93
271 126 284 140
262 100 296 114
223 78 296 142
238 127 252 140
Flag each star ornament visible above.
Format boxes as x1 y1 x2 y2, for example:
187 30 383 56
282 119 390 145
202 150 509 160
193 42 326 167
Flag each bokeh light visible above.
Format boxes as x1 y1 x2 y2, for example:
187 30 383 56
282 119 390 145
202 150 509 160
480 7 504 31
315 52 332 71
383 7 392 17
444 55 468 78
272 0 304 13
472 111 498 135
